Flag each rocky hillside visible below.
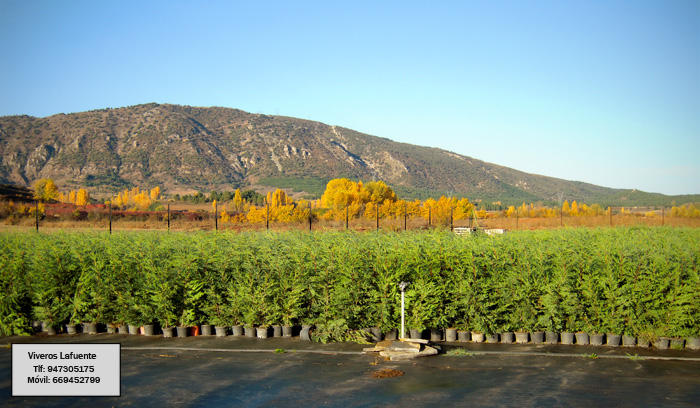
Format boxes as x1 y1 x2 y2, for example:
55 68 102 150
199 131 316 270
0 103 689 206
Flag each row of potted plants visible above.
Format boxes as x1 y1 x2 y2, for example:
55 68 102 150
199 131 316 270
1 227 698 347
35 320 700 351
409 329 699 350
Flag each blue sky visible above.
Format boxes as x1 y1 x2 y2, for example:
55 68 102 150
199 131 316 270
1 0 698 195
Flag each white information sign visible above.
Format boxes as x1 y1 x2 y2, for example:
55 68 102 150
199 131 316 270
12 343 120 396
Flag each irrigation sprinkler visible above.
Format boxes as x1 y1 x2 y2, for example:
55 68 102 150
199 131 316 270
399 281 410 339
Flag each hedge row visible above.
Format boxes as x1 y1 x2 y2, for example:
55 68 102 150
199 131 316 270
1 227 698 342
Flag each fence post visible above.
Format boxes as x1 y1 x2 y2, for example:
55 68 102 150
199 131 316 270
661 206 664 226
450 206 453 232
560 204 563 227
376 204 379 230
404 202 407 231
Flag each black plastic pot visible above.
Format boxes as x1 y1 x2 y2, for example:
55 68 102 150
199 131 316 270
47 326 57 336
622 335 636 347
162 327 175 338
560 332 574 345
445 328 458 342
384 329 398 341
654 337 670 349
83 322 98 334
458 331 470 342
128 325 140 335
300 324 313 341
282 325 293 338
409 329 422 340
637 338 651 348
545 332 558 344
606 333 621 347
32 321 42 333
176 326 189 337
232 325 244 336
515 332 529 344
575 332 589 345
107 325 117 334
531 331 544 344
670 338 685 349
144 324 155 336
272 325 282 337
686 337 700 350
201 324 213 336
256 326 269 339
66 324 77 334
370 327 383 342
430 329 443 342
501 332 514 344
244 326 255 337
485 333 499 343
119 325 128 334
589 333 604 346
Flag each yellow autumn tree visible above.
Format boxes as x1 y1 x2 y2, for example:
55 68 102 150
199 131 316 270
321 178 360 209
109 186 161 211
150 186 161 200
320 178 398 220
562 200 571 215
75 188 90 206
364 181 397 204
453 198 475 220
270 189 292 207
246 206 267 223
233 189 243 211
33 179 59 202
570 200 579 216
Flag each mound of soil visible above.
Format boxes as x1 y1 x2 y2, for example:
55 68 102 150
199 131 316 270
370 369 404 378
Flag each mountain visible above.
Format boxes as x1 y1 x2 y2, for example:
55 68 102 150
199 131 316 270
0 103 695 206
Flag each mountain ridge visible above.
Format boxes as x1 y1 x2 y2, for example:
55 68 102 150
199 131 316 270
0 103 695 206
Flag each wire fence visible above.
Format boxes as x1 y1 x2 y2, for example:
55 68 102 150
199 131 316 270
3 201 699 233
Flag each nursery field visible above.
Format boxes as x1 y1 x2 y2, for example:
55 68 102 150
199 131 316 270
0 227 698 346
